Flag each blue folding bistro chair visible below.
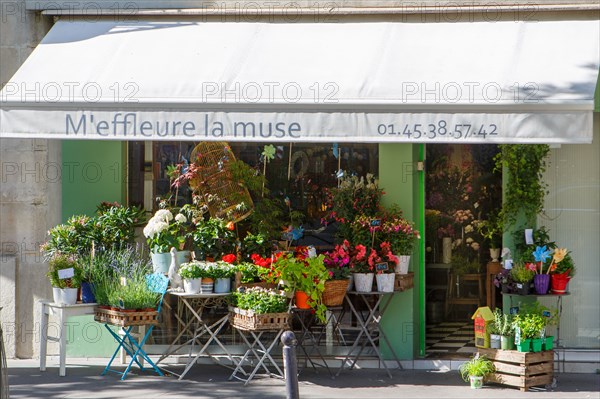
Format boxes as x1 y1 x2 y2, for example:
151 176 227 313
101 273 169 380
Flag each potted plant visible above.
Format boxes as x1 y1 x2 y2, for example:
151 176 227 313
272 252 329 323
531 245 552 294
47 253 83 305
510 262 535 296
178 261 205 294
512 312 546 352
323 241 352 305
231 287 288 314
494 268 515 294
372 242 398 293
548 248 575 294
488 314 501 349
379 207 420 274
476 211 503 261
90 248 160 311
493 309 514 350
209 261 236 293
191 217 236 261
349 243 374 292
143 208 192 273
459 354 495 389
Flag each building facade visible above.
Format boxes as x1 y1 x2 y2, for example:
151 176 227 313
1 1 598 366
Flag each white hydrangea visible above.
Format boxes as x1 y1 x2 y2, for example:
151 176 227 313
175 213 187 223
154 209 173 223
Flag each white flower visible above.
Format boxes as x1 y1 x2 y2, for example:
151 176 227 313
464 224 474 233
143 223 155 238
154 209 173 223
466 237 474 244
471 242 480 250
154 221 169 233
175 213 187 223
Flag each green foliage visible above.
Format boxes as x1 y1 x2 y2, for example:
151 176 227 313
235 262 262 283
231 287 288 314
513 226 555 263
89 248 159 309
552 252 576 277
325 174 383 243
451 254 481 276
510 262 535 283
272 253 329 322
47 253 83 288
476 210 503 249
494 144 550 227
92 203 146 250
41 215 94 260
459 355 495 381
512 313 546 339
492 308 513 336
241 232 272 260
192 218 236 259
42 203 146 259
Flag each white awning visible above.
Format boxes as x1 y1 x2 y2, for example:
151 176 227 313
1 18 598 143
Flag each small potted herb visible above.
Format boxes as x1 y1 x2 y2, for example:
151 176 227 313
178 261 206 294
459 354 495 389
510 262 535 295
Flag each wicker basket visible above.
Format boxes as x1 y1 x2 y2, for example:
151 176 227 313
322 279 349 306
229 307 289 331
394 272 415 292
94 306 159 327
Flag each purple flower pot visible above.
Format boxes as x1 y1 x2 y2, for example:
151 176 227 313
534 274 550 295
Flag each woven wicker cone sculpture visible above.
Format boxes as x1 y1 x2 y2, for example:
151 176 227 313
189 142 254 223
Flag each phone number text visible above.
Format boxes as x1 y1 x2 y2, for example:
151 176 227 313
376 120 498 140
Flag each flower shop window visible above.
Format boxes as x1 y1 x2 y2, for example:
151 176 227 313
127 141 379 247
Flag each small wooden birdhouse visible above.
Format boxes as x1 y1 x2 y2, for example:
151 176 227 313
471 306 494 348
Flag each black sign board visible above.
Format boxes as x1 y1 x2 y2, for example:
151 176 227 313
375 262 389 272
370 219 381 227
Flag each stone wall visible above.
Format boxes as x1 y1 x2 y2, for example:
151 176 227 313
0 0 56 358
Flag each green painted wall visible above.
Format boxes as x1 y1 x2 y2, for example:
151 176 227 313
378 143 424 360
62 140 126 356
62 140 126 222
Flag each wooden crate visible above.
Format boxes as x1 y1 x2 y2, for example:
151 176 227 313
229 307 289 331
394 272 414 292
94 307 159 327
478 348 554 392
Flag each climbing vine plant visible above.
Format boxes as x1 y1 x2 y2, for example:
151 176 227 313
494 144 550 227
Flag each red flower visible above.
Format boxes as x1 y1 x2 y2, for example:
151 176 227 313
222 254 237 264
226 221 235 231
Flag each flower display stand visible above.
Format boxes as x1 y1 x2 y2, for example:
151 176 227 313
478 348 554 392
229 307 290 385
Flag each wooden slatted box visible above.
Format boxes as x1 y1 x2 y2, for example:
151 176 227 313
478 348 554 392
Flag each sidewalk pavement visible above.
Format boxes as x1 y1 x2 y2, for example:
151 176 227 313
6 358 600 399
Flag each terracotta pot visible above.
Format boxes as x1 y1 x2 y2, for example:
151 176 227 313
295 291 311 309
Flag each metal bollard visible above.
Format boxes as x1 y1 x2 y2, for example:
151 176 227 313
281 330 299 399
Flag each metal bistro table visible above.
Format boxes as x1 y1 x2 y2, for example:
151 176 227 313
337 291 403 378
158 291 233 379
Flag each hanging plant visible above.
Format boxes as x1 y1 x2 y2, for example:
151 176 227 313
494 144 550 227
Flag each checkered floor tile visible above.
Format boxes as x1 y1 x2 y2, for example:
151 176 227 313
426 322 477 355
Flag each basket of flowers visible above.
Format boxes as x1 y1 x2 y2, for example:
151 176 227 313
229 287 290 331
